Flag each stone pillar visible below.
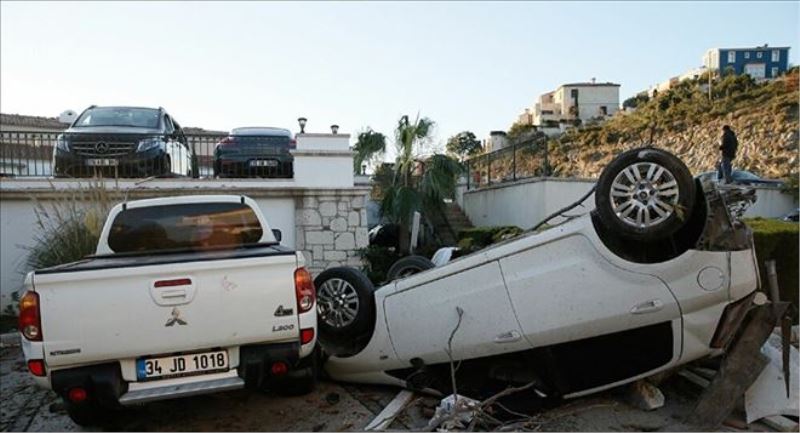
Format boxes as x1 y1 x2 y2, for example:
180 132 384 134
295 190 369 276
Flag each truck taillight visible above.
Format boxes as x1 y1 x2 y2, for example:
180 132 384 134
289 138 297 149
18 291 42 341
28 360 46 377
294 268 315 314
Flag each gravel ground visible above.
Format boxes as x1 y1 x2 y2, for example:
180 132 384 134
0 339 779 432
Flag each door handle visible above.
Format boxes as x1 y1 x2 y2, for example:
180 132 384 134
630 299 663 314
494 331 522 344
160 289 187 299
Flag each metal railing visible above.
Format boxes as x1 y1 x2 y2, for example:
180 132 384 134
464 137 551 190
0 131 294 179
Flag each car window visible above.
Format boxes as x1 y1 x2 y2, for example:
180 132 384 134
733 171 760 180
107 202 264 253
75 107 160 128
163 115 175 133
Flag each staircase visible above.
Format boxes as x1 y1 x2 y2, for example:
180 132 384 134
430 202 474 246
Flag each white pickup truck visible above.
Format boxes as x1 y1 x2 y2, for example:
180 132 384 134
18 195 317 426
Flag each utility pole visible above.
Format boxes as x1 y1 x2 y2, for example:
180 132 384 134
708 68 713 100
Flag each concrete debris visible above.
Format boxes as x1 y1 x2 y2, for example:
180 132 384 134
364 389 415 431
625 380 665 411
760 415 800 432
425 394 480 431
744 332 799 423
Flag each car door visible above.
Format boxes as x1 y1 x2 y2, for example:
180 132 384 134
163 115 187 175
497 232 681 393
383 257 529 365
172 118 193 177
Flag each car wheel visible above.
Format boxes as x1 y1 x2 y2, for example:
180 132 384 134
595 147 695 241
386 255 435 282
315 267 375 343
160 155 172 177
190 155 199 179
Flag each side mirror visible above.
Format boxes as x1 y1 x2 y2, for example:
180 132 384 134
271 229 282 243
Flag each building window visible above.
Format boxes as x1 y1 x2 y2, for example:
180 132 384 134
727 51 736 63
600 106 608 116
570 89 579 99
744 52 750 59
756 51 762 59
772 67 779 78
772 50 780 62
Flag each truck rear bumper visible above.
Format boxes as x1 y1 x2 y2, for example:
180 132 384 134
119 371 243 405
48 342 304 407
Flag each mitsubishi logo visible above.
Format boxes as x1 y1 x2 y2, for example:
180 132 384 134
165 307 188 327
95 142 109 154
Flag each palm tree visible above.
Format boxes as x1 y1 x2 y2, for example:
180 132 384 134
378 115 462 252
352 128 386 174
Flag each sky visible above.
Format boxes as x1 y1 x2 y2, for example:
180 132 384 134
1 1 798 153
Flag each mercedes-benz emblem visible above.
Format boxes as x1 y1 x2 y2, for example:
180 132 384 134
95 142 109 154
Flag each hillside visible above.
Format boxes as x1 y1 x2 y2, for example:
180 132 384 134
545 70 799 180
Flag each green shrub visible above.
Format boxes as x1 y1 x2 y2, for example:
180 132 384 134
358 245 404 286
457 226 524 253
746 218 799 318
25 182 115 271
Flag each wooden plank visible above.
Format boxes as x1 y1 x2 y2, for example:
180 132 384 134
678 370 711 388
687 303 789 430
690 367 717 380
761 415 799 432
364 390 416 431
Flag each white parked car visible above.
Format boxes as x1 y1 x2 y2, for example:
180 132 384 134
18 195 317 426
316 148 760 400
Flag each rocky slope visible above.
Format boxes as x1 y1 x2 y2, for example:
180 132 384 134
547 70 799 180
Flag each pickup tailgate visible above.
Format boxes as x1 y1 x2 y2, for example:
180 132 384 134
35 248 299 368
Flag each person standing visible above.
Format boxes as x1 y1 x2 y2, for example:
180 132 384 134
718 125 738 183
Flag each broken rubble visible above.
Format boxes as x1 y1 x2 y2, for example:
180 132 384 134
744 332 799 423
626 380 665 411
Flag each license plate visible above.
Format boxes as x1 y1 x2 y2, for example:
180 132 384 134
250 160 278 167
136 350 229 381
86 158 118 167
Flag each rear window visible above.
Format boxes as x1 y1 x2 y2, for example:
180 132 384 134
107 203 264 253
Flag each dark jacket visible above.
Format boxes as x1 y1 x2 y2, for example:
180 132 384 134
720 130 738 159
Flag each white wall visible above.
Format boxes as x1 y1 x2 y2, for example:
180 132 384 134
462 178 797 229
463 178 595 229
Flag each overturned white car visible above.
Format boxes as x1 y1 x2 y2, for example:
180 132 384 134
314 148 759 400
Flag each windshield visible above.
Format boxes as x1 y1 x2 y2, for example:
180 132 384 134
107 202 264 253
74 107 161 129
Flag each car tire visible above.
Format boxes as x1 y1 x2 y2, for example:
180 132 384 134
595 147 695 241
315 267 376 343
160 155 172 177
386 255 436 282
64 400 109 427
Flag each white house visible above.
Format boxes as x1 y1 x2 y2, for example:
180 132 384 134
483 131 509 152
527 80 621 127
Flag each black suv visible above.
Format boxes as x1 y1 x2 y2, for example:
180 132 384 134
54 106 197 178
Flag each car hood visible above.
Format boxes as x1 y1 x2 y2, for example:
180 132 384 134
64 126 162 135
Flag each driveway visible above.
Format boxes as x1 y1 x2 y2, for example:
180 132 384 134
1 342 402 432
0 339 774 432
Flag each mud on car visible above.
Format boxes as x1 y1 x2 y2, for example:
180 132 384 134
314 148 760 400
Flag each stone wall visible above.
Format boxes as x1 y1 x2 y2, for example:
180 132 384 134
295 192 369 274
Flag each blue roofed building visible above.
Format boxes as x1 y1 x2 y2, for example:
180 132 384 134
703 45 791 80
